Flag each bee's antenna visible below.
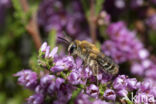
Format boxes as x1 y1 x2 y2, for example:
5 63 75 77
58 36 70 45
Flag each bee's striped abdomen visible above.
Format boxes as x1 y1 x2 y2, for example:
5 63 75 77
97 55 119 75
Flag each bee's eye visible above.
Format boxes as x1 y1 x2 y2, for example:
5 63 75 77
69 44 76 54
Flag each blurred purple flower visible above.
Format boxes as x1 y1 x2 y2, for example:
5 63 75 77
113 75 127 90
49 47 58 58
138 49 149 60
35 85 46 94
102 21 145 63
131 63 144 75
103 89 116 101
14 70 38 89
146 14 156 30
40 74 55 88
74 93 92 104
138 79 152 93
51 56 75 72
55 77 65 89
38 0 65 32
130 0 144 9
92 100 112 104
126 78 137 90
114 0 125 9
117 89 128 97
141 59 152 69
27 93 44 104
56 84 75 104
86 84 99 98
68 71 82 85
66 17 80 35
40 42 48 52
150 0 156 4
45 46 50 58
38 0 88 38
47 80 56 94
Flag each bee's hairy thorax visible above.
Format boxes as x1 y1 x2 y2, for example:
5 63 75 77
74 40 119 75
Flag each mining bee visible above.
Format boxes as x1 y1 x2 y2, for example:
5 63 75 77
58 37 119 76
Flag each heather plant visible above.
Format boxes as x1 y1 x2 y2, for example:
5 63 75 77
1 0 156 104
14 42 156 104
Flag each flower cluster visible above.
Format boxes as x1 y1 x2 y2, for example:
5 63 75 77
102 21 148 63
146 14 156 30
101 21 156 80
14 42 156 104
38 0 89 39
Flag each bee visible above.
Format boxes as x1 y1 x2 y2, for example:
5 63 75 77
58 37 119 76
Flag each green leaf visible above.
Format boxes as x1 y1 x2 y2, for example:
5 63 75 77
68 88 82 104
95 41 101 49
81 0 90 18
125 99 133 104
48 29 57 49
95 0 105 16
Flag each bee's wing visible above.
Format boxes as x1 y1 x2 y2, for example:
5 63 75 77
87 48 119 75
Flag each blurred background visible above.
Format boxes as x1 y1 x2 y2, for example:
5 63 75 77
0 0 156 104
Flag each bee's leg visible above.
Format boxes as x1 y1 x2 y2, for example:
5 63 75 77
90 60 99 85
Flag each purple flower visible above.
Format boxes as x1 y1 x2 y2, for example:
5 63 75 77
139 79 152 93
27 93 44 104
114 0 125 9
35 85 46 94
103 89 116 101
50 65 66 72
49 47 58 58
141 59 151 69
150 86 156 97
68 71 81 85
40 75 55 88
74 93 92 104
86 84 99 98
45 46 50 58
82 67 92 79
103 21 145 63
47 80 56 94
138 49 149 60
146 14 156 30
15 42 156 103
66 17 80 35
131 63 144 75
51 56 75 72
55 77 65 89
117 89 128 97
113 75 127 90
14 70 38 89
106 21 125 39
93 100 112 104
0 0 11 7
56 84 75 103
40 42 48 52
37 0 88 38
145 68 156 79
38 0 65 32
126 78 137 90
130 0 144 9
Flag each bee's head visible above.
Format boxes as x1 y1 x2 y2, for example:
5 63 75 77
68 42 77 55
58 36 77 56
